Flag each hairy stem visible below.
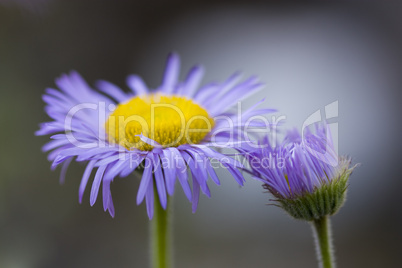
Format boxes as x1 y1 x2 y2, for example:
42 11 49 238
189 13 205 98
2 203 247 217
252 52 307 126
311 216 335 268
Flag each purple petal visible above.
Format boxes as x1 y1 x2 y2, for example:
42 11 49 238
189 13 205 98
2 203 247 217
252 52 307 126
95 155 120 167
90 165 107 206
120 154 146 177
42 139 71 152
181 65 204 97
96 80 130 102
45 87 72 101
145 176 154 219
59 157 73 184
51 155 72 169
190 145 244 169
75 146 120 161
192 177 200 213
181 151 210 197
223 164 245 186
127 74 148 95
153 154 167 209
169 148 192 201
135 133 162 148
79 160 96 203
102 178 111 211
162 149 176 196
106 157 129 178
208 82 265 116
107 191 115 218
194 72 242 104
206 159 220 185
161 53 180 94
136 156 153 205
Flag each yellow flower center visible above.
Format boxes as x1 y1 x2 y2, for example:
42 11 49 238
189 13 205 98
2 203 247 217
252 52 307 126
106 94 214 151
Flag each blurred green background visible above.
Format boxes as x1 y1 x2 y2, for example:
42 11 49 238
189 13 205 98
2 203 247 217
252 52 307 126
1 1 401 267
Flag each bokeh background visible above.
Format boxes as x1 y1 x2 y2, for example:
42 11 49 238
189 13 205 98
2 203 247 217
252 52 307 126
1 1 401 267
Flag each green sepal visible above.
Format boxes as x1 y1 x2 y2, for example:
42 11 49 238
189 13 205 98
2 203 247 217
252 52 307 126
275 167 353 221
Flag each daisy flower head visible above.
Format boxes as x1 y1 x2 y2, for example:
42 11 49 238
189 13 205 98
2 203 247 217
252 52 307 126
36 53 272 218
246 124 356 221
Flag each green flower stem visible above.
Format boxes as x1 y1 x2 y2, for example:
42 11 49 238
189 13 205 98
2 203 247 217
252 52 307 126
151 184 172 268
312 216 335 268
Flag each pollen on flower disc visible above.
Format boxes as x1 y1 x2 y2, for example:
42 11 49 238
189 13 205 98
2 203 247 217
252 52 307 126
106 94 215 151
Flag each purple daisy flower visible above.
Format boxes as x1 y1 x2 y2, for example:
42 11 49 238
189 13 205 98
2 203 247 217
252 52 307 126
246 124 355 220
36 53 272 218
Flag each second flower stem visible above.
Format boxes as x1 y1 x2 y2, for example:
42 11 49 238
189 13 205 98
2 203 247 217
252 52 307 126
312 216 335 268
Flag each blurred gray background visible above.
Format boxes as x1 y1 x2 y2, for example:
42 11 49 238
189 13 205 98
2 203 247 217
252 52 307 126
1 0 401 267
